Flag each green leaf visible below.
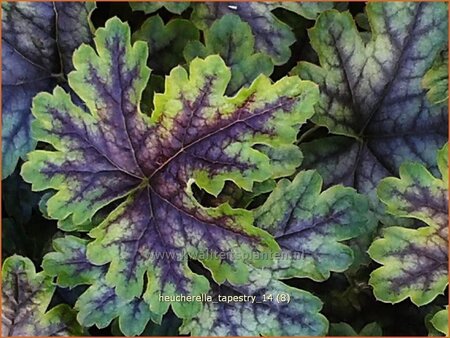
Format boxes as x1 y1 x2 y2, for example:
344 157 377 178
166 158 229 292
197 179 276 209
368 143 448 306
139 312 182 336
180 267 328 336
255 170 376 281
22 17 319 325
295 3 448 208
182 170 373 335
280 2 334 20
2 255 83 336
184 14 273 95
359 322 383 336
129 2 190 14
132 15 199 75
43 235 161 336
43 236 106 288
431 307 449 336
77 281 160 336
422 50 448 105
329 322 382 336
2 2 95 178
354 12 370 31
191 2 332 65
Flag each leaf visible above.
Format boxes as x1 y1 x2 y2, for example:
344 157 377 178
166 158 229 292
182 170 373 335
43 236 106 288
280 2 334 20
329 322 382 336
191 2 332 65
43 235 160 336
359 322 383 336
294 3 448 205
299 136 386 203
197 179 276 209
184 14 273 95
255 170 376 281
2 255 83 336
22 17 319 321
77 282 161 336
111 310 182 336
138 311 182 336
2 2 95 178
368 143 448 306
180 267 328 336
132 15 199 75
431 307 449 336
422 50 448 105
354 12 370 31
129 2 190 15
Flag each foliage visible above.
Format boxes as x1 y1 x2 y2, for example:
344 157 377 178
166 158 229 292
130 2 189 15
329 322 382 336
430 307 449 336
2 2 448 337
2 255 83 336
2 2 95 179
190 2 333 65
184 14 273 95
423 51 449 106
294 2 448 207
368 144 448 306
181 170 374 336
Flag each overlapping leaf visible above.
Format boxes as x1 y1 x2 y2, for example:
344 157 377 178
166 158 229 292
368 144 448 306
255 170 375 280
131 16 199 112
180 267 328 336
43 236 159 336
191 2 333 65
329 322 382 336
132 15 199 75
423 50 448 105
184 14 273 95
294 3 448 206
22 18 319 321
2 255 83 336
129 2 190 15
2 2 94 178
182 170 374 335
430 307 449 336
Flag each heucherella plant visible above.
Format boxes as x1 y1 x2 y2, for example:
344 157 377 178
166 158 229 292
181 170 374 336
369 143 448 306
190 2 333 65
2 2 95 179
294 2 448 205
130 1 190 15
43 236 160 336
20 17 330 334
422 50 449 106
430 307 449 336
2 255 83 336
132 15 199 75
183 14 274 95
3 1 448 336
